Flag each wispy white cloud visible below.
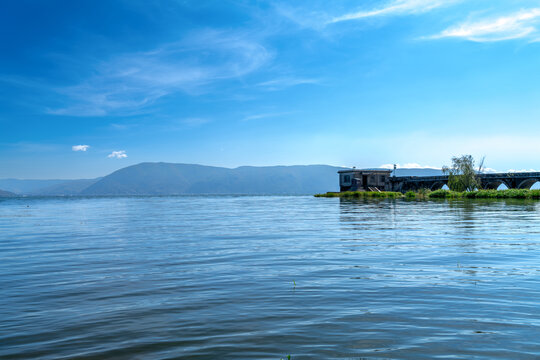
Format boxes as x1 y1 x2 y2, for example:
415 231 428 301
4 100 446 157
272 3 330 30
257 77 320 91
179 117 211 127
481 167 498 173
330 0 456 23
108 150 127 159
72 145 90 152
242 111 296 121
110 123 131 130
508 168 538 173
429 8 540 42
380 163 440 169
50 30 271 116
274 0 457 30
158 117 212 132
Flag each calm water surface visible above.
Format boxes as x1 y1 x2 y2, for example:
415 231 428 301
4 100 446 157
1 196 540 359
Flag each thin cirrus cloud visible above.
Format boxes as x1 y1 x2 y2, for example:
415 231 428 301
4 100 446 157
429 8 540 42
242 111 296 121
329 0 457 23
180 118 211 127
274 0 457 30
108 150 127 159
49 30 271 116
256 77 320 91
72 145 90 151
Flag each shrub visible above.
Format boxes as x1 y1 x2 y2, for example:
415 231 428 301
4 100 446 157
429 189 450 198
504 189 528 199
405 191 416 198
417 188 431 198
442 155 481 192
474 190 499 198
428 189 463 199
529 189 540 199
314 192 338 197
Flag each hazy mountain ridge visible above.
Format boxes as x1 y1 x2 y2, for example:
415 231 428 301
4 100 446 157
80 163 345 195
29 178 102 196
0 164 445 196
392 168 443 177
0 189 17 197
0 178 101 196
0 179 69 194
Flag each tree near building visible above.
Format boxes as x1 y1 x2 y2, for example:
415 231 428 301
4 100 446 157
442 155 481 192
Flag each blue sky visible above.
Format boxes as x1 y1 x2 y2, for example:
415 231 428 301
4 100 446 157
2 0 540 179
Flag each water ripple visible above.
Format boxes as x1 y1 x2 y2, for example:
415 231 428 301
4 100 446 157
1 196 540 359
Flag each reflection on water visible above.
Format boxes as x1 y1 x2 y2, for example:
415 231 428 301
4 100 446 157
1 196 540 359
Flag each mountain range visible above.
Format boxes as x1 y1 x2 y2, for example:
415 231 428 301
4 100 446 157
0 163 444 196
0 189 17 197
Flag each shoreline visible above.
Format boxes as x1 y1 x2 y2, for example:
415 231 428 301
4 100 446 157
315 189 540 200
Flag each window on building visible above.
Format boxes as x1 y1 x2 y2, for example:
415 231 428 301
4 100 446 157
380 175 386 182
343 175 351 183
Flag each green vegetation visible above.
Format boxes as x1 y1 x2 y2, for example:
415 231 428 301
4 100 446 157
429 189 540 199
315 191 403 198
316 189 540 200
405 191 416 198
428 189 456 198
442 155 481 192
405 188 430 199
416 187 431 199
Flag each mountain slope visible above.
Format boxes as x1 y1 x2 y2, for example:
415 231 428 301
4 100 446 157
0 179 67 194
393 168 443 177
0 189 17 197
81 163 345 195
0 178 100 196
0 165 447 196
30 178 101 196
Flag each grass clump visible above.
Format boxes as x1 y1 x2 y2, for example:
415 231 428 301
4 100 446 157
315 191 403 198
314 192 339 197
405 191 416 198
316 189 540 200
420 189 431 199
411 188 431 199
427 189 540 199
428 189 461 198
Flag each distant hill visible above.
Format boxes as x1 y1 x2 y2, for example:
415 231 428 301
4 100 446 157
0 178 100 196
0 179 67 194
0 189 17 197
81 163 345 195
0 165 446 196
30 178 101 196
392 168 443 177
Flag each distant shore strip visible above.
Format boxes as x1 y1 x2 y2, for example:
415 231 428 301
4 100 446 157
315 189 540 199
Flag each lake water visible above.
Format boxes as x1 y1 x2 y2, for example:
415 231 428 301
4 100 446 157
1 196 540 359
